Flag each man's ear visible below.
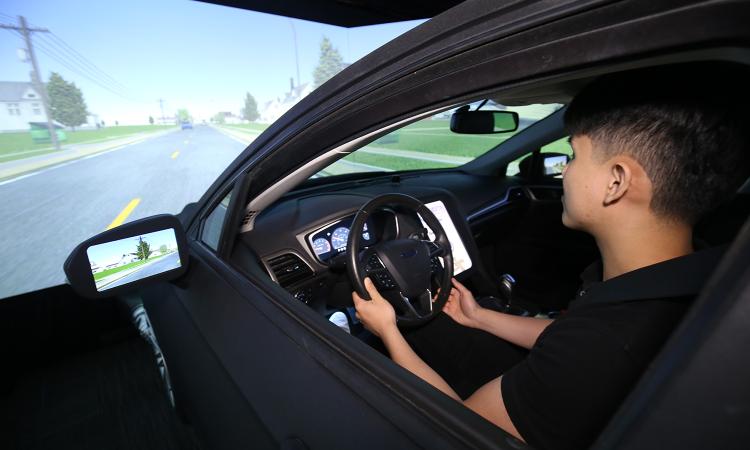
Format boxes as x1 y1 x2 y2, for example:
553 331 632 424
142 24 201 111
602 160 632 206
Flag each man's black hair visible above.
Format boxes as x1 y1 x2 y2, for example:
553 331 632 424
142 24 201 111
564 63 750 224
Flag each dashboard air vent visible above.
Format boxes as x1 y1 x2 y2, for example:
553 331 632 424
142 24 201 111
241 210 257 226
267 253 314 288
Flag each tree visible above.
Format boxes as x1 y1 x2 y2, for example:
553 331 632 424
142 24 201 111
47 72 88 130
135 236 152 261
242 92 259 121
149 115 154 125
212 112 226 124
159 244 168 254
177 108 191 122
313 37 344 88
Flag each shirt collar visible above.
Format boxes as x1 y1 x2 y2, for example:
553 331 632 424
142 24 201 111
571 245 727 308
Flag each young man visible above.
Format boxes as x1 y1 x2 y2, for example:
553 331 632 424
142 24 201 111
353 65 750 450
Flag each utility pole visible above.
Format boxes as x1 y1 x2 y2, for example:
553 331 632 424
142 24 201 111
0 16 60 150
288 19 300 89
157 98 165 124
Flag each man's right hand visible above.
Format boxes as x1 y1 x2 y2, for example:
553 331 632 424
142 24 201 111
444 277 554 350
442 278 482 328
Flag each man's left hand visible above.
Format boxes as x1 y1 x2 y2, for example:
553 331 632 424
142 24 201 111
352 277 397 338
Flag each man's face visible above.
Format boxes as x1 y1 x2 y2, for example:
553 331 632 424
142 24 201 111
561 135 607 231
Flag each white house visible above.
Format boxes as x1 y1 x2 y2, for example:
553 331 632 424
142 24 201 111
0 81 47 132
1 81 101 131
260 82 315 124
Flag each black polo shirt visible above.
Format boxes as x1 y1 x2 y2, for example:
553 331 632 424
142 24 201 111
501 246 726 450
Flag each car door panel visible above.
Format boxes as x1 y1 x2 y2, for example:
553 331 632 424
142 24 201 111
142 281 277 449
470 182 598 312
144 240 513 450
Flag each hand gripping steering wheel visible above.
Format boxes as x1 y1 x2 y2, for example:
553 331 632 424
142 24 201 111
346 193 453 327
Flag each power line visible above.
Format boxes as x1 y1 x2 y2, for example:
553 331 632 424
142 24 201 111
35 33 134 97
49 32 133 94
8 28 140 102
6 29 120 95
21 15 135 96
2 14 142 103
10 29 134 100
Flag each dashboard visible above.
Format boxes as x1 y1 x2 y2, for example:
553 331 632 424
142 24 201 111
239 171 536 308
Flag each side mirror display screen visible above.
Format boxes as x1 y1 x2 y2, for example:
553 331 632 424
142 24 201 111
543 155 569 176
86 228 181 292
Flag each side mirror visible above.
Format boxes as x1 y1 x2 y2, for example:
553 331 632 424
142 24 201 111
450 108 518 134
542 153 570 176
517 152 570 178
64 214 189 298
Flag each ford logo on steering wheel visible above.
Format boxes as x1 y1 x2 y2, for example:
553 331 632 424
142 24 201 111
400 249 418 258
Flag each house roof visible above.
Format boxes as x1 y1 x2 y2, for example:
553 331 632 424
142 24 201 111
0 81 40 102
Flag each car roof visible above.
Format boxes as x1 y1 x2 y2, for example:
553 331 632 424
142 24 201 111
199 0 465 27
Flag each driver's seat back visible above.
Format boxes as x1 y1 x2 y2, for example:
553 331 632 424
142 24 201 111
695 189 750 247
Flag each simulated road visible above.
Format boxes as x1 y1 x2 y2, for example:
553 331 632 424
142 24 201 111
101 252 182 291
0 126 246 299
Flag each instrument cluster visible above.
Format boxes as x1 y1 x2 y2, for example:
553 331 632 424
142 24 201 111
306 215 376 262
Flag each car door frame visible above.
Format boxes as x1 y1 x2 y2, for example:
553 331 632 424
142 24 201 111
146 1 750 448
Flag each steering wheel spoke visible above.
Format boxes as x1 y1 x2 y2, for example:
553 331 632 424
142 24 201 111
397 292 423 319
347 193 454 328
423 240 448 258
416 289 434 315
363 251 386 274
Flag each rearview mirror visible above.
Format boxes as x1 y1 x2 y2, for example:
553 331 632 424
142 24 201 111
64 214 188 298
450 108 518 134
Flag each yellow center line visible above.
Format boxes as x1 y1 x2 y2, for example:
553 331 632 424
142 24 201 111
171 151 180 159
106 198 141 230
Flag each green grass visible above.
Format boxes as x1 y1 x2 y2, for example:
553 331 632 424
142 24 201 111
541 136 573 156
371 127 516 158
399 119 452 130
222 123 270 132
93 252 168 281
0 125 175 159
342 152 454 171
507 136 572 175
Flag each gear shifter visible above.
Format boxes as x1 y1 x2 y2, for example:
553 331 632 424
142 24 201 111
498 273 516 305
477 273 517 313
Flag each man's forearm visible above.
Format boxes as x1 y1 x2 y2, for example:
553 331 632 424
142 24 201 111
381 327 462 401
472 309 553 350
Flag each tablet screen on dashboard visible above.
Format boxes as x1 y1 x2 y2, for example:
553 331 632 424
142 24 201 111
419 200 472 275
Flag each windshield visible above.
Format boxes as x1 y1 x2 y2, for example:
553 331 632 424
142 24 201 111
315 103 563 177
0 1 423 299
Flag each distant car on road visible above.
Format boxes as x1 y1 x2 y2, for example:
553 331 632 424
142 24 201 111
180 121 192 130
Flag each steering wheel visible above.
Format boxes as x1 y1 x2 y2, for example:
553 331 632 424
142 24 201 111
346 193 453 328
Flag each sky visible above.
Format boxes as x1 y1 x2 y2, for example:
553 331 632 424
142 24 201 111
0 0 423 124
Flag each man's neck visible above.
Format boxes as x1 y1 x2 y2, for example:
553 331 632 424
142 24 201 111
595 218 694 281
